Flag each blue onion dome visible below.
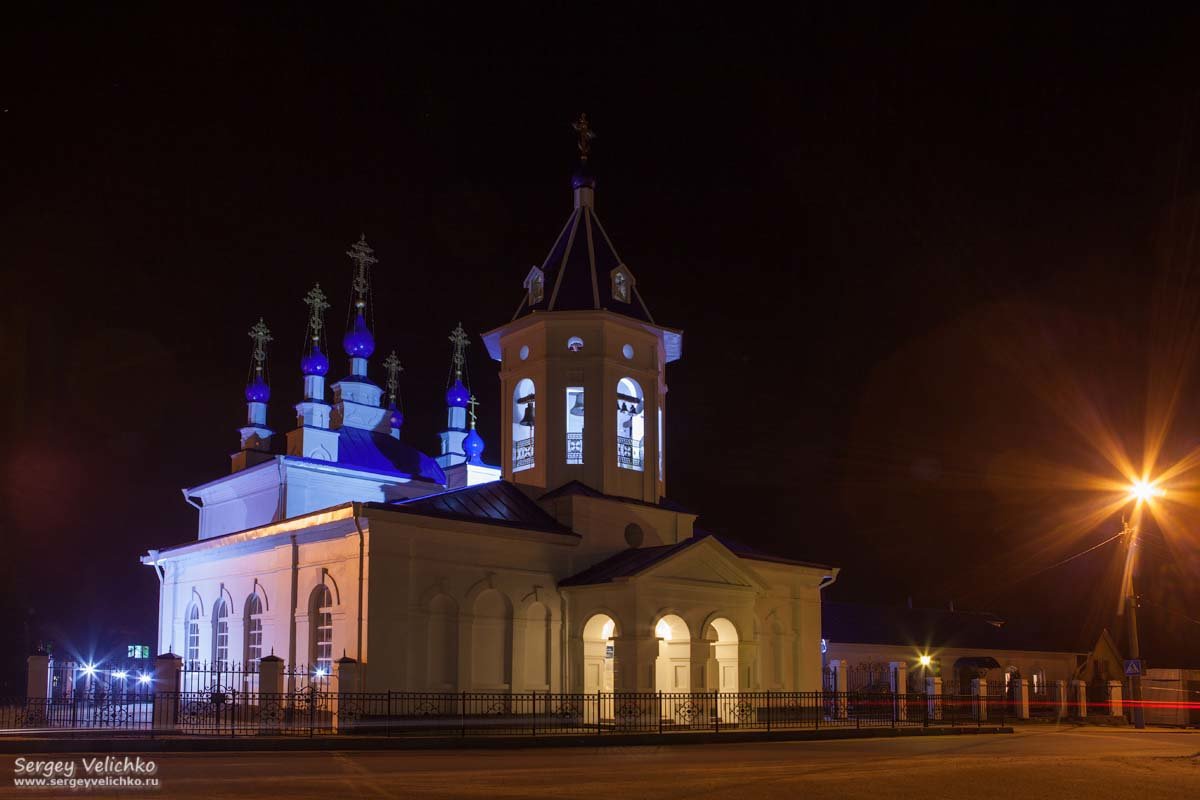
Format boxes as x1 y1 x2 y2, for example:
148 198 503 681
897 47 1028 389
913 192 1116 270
464 428 485 461
245 376 270 403
301 345 330 377
388 403 404 429
343 311 375 358
445 378 470 408
571 165 596 190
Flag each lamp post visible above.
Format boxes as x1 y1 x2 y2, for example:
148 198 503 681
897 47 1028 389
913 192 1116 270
1120 517 1144 729
1122 480 1161 730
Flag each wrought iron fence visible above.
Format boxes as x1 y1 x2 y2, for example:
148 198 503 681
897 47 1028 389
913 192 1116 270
0 689 1005 738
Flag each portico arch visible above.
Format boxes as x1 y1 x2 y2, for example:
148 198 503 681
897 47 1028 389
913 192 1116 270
654 614 691 693
581 613 617 695
705 617 740 693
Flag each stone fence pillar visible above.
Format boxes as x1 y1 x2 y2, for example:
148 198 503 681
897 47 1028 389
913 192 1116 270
25 654 50 701
151 653 182 730
1072 679 1089 718
926 676 942 721
331 656 362 732
258 654 285 696
889 662 907 721
1014 679 1030 720
1107 680 1123 717
971 678 987 721
1054 680 1068 720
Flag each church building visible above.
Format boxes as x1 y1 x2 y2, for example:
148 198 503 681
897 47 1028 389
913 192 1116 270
142 118 838 696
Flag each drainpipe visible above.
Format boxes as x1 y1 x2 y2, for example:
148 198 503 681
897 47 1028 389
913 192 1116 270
288 534 298 671
352 503 366 663
148 549 167 652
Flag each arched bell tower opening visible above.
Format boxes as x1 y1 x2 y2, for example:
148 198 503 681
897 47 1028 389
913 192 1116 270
511 378 536 473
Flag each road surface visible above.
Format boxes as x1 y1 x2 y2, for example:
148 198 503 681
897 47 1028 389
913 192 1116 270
3 726 1198 798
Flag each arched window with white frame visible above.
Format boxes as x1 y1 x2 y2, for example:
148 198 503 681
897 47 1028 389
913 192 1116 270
185 604 201 669
212 598 229 670
244 594 264 672
512 378 536 472
616 377 645 471
310 585 334 675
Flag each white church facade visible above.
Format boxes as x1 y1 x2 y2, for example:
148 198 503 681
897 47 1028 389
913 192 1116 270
142 120 838 696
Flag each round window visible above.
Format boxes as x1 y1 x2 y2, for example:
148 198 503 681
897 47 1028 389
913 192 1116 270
519 345 530 361
624 523 644 548
567 336 584 352
622 343 634 359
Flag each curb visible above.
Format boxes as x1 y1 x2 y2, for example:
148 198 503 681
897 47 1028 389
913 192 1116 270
0 726 1013 754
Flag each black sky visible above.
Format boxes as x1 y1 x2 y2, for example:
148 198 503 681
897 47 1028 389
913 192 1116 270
5 5 1200 684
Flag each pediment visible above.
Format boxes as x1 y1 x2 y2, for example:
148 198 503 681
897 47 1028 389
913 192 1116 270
642 538 765 591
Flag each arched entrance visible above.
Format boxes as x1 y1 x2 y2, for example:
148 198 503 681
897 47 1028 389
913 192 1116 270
654 614 691 693
706 617 740 693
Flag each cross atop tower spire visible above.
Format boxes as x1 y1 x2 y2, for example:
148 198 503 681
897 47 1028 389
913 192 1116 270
572 113 596 163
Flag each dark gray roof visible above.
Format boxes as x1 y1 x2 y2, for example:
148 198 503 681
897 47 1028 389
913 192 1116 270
559 539 699 587
539 480 693 513
386 480 574 535
822 602 1083 653
512 203 654 324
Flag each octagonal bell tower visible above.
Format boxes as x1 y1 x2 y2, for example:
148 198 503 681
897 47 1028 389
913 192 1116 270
481 115 682 503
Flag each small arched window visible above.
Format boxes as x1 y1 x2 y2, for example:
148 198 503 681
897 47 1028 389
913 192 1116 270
245 594 264 672
310 585 334 675
616 377 645 472
185 604 201 669
212 598 230 670
512 378 536 472
524 266 545 306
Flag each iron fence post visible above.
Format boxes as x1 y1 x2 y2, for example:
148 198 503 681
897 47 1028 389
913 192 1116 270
856 693 860 729
532 691 536 737
714 689 719 733
597 691 601 736
386 690 392 737
461 690 467 738
814 691 819 730
766 690 771 734
658 691 663 735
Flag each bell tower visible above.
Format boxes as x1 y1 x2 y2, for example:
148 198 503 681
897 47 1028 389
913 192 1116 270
481 115 682 503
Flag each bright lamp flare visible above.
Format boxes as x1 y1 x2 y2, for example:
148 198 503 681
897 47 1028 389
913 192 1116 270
1129 481 1165 502
919 655 933 668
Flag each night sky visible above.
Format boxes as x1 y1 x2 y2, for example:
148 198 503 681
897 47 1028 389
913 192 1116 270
5 6 1200 686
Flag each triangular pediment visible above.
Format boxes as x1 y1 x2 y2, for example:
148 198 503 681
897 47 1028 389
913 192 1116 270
641 537 766 591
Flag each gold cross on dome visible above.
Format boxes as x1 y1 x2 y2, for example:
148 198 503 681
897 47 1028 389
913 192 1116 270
572 113 596 162
302 284 330 340
248 318 272 370
346 235 378 306
467 394 479 429
448 322 470 379
383 351 403 403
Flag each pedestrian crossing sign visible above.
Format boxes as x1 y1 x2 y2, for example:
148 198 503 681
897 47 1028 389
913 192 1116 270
1123 659 1143 676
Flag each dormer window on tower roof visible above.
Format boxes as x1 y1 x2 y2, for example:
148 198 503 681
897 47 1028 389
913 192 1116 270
611 265 634 304
524 266 545 306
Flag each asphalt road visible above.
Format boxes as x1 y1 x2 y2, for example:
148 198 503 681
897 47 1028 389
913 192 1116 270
3 727 1198 799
